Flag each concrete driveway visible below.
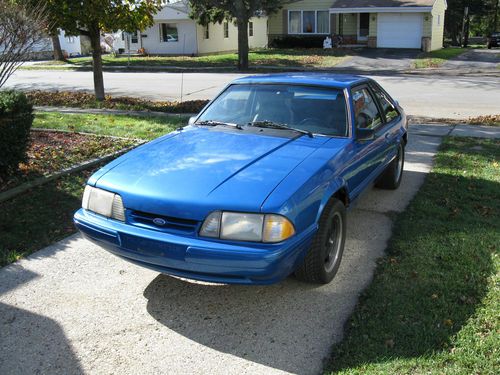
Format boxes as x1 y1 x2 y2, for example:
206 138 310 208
336 48 420 72
0 126 445 375
442 48 500 70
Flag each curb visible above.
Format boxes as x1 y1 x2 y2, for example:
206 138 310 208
0 144 140 204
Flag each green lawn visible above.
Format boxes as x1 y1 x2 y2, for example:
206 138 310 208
29 48 350 69
34 112 187 140
413 47 466 68
0 112 183 266
327 137 500 374
0 169 92 266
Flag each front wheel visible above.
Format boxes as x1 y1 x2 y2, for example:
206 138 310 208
295 199 346 284
375 142 405 190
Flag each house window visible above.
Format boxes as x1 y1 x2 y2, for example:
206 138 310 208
249 21 254 37
288 10 330 34
161 23 178 42
223 21 229 38
131 32 138 44
204 24 209 39
66 36 75 43
317 11 329 34
289 11 301 34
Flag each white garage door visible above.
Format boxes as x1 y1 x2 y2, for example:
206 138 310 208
377 13 423 49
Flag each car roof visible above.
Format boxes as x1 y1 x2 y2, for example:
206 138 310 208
232 73 369 89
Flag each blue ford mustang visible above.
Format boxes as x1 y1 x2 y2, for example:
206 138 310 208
74 74 407 285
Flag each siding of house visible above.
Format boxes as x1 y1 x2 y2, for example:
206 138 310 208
341 14 357 35
369 14 377 37
268 0 333 35
197 17 267 55
142 21 198 55
430 0 446 50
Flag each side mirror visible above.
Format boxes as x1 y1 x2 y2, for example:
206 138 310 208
188 116 197 125
356 128 375 142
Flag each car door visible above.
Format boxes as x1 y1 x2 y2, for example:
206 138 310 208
345 85 386 199
369 81 402 167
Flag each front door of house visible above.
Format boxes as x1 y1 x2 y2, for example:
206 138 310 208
358 13 369 41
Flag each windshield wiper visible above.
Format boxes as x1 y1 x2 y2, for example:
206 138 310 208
194 120 242 129
248 120 313 138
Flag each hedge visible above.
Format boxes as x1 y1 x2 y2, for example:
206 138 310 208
0 91 34 178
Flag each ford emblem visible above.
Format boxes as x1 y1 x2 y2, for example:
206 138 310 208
153 218 167 226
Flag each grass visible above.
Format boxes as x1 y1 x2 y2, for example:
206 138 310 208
0 111 182 267
0 169 93 266
33 112 187 140
26 48 350 70
413 47 466 68
327 137 500 374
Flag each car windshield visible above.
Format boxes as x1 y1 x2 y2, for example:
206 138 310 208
196 84 348 137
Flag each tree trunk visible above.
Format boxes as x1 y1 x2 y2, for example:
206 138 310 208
89 27 105 101
51 33 65 61
237 17 249 70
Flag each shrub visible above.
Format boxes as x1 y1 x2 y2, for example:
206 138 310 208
0 91 34 178
270 35 325 49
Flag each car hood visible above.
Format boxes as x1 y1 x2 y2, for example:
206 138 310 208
93 127 330 220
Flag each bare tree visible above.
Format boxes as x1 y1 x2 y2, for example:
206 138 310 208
0 1 48 88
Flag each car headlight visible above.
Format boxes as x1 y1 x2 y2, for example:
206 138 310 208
82 185 125 221
199 211 295 243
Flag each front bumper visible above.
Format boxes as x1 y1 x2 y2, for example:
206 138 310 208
74 209 316 285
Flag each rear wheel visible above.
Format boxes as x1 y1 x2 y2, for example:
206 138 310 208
295 199 346 284
375 142 405 190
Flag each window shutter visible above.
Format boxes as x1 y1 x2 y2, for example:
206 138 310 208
283 9 288 35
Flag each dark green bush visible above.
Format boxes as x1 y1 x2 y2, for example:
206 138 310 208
270 35 325 49
0 91 34 178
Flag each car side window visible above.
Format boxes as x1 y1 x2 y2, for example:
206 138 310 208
371 84 400 123
352 87 383 130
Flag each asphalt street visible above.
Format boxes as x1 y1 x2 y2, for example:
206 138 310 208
0 125 446 375
6 70 500 119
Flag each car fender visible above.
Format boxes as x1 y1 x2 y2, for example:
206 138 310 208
315 177 349 223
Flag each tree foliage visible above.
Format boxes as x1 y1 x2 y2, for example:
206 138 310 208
37 0 163 100
189 0 285 70
445 0 499 44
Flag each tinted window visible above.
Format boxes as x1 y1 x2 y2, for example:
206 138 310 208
352 87 382 130
371 84 399 123
198 84 348 137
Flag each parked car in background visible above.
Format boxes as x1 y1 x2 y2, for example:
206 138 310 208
74 74 408 285
487 32 499 48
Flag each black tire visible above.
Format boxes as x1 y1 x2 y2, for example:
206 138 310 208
295 198 346 284
375 142 405 190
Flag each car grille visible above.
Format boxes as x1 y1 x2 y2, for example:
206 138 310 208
129 210 200 234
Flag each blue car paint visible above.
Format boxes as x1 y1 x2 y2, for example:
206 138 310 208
74 73 407 285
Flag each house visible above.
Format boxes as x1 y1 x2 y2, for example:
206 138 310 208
27 30 90 59
58 30 91 57
120 1 268 55
268 0 447 51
